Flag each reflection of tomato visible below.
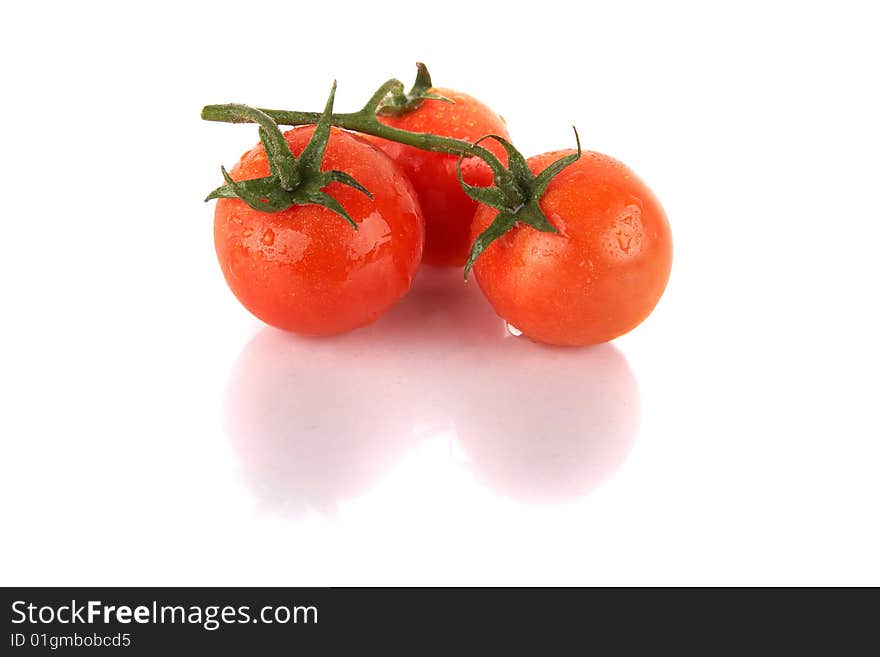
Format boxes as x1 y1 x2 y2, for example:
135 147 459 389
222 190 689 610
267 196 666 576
455 341 640 502
225 328 417 515
367 90 509 267
224 270 506 515
214 126 424 335
225 270 640 512
471 151 672 346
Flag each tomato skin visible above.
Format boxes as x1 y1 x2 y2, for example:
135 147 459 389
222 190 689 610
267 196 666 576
471 150 672 346
367 88 509 267
214 126 424 335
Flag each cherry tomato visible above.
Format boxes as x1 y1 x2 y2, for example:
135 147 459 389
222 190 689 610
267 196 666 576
471 150 672 346
214 126 424 335
367 88 509 267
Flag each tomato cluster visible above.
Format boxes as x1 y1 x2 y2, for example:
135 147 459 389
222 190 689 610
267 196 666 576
206 66 672 346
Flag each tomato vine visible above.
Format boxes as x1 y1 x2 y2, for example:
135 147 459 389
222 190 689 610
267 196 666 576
201 63 581 273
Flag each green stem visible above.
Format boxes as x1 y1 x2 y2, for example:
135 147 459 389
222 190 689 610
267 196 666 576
201 81 505 167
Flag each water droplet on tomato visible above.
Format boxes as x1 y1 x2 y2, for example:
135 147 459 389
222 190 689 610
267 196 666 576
506 323 523 337
261 229 275 246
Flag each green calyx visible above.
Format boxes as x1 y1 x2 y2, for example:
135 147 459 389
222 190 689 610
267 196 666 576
459 130 582 279
204 83 371 229
375 62 452 116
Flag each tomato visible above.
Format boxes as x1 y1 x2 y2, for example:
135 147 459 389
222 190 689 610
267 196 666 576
214 126 424 335
367 88 510 267
470 150 672 346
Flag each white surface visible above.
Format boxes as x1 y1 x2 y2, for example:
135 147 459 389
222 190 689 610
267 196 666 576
1 1 878 586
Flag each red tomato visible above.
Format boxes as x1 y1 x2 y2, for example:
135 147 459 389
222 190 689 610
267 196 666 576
368 88 509 267
214 126 424 335
471 150 672 346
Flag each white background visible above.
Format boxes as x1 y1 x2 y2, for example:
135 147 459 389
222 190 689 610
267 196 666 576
1 1 878 586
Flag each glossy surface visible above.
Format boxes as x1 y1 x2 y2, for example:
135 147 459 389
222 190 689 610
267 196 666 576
225 269 639 515
368 88 509 267
472 150 673 346
214 126 424 335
